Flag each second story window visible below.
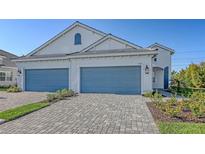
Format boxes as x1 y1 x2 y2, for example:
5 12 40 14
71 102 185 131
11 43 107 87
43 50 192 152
74 33 81 45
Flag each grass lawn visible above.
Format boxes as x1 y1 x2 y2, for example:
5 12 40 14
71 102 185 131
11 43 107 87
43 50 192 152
159 122 205 134
0 101 49 121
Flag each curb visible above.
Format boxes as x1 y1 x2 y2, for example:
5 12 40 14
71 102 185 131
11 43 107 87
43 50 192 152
0 119 5 125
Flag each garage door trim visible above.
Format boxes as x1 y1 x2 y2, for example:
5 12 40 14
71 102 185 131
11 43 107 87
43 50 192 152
24 68 69 92
80 65 142 94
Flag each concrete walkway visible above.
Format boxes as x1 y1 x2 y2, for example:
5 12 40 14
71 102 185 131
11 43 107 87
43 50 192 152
157 89 184 99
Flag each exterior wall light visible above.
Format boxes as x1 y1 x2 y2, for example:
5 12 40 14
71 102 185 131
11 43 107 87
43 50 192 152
18 69 22 74
145 65 149 74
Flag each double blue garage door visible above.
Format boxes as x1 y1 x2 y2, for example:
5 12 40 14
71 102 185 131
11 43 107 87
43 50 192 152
25 66 141 94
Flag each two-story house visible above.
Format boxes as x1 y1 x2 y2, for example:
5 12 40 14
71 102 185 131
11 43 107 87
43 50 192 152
0 50 18 86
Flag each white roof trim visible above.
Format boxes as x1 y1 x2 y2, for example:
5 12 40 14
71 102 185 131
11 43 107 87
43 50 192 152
81 34 142 52
14 51 158 62
27 21 107 56
0 66 18 69
148 43 175 54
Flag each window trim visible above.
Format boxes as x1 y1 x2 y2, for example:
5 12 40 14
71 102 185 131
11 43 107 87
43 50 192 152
0 71 6 81
0 71 13 82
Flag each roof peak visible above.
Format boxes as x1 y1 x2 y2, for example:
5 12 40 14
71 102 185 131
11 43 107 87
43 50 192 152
148 42 174 54
27 21 143 56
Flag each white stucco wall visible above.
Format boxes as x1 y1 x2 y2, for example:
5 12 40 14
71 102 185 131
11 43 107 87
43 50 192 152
90 38 132 51
35 25 103 55
16 55 153 94
151 47 172 89
152 47 172 79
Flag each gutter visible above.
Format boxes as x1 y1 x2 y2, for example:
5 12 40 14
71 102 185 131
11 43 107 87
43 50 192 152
13 51 159 62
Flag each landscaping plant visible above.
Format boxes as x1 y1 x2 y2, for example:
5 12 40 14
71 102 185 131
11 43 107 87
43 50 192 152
6 86 21 93
143 92 154 98
47 89 75 103
188 91 205 118
151 92 163 104
0 86 10 91
163 96 182 117
149 91 205 121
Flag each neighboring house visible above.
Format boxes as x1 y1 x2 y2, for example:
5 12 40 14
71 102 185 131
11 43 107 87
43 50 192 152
14 21 174 94
0 50 18 86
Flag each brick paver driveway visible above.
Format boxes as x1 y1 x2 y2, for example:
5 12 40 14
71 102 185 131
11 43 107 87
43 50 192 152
0 94 159 134
0 92 48 111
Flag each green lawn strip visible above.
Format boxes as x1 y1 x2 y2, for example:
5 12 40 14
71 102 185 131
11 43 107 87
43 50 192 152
158 122 205 134
0 101 49 121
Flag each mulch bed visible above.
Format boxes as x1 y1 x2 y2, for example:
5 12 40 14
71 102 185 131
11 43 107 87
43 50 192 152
146 102 205 123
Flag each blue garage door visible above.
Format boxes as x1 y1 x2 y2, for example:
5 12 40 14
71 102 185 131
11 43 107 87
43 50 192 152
25 68 69 92
80 66 141 94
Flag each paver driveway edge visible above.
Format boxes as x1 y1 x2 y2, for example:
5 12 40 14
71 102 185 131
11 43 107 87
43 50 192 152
0 94 159 134
0 92 48 111
0 119 5 125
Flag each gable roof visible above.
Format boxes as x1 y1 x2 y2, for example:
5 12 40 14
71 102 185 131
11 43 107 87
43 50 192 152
148 43 175 54
0 49 18 59
0 50 18 67
27 21 143 56
27 21 107 56
81 33 142 52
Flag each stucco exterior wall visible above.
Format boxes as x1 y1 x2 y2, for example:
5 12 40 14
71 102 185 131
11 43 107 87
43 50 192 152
151 47 172 89
90 38 132 51
16 55 153 94
35 26 103 55
152 47 172 80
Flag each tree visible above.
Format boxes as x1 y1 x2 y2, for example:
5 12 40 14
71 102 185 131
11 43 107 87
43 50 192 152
171 62 205 88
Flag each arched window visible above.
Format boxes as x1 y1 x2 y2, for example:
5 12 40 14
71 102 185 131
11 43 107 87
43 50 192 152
74 33 81 45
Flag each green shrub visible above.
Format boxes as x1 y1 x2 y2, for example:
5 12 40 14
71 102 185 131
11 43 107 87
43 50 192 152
170 86 205 97
185 91 205 118
143 92 153 98
47 89 75 103
155 91 205 119
0 86 10 91
150 92 163 104
47 93 58 102
190 91 205 104
7 86 21 93
57 89 75 97
188 101 205 118
163 98 183 117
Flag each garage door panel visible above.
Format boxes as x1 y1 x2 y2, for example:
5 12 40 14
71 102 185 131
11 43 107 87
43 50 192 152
80 66 141 94
25 69 69 92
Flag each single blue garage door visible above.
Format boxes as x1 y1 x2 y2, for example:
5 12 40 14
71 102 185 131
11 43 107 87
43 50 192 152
80 66 141 94
25 68 69 92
